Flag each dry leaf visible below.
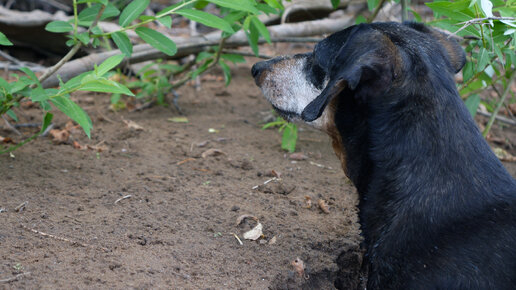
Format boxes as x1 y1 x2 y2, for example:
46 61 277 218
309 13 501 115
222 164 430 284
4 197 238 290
493 147 516 162
236 214 258 226
168 117 189 123
0 136 14 143
304 196 312 209
289 152 308 160
123 119 144 131
72 141 87 150
243 223 263 240
49 129 70 144
201 148 226 158
271 169 282 178
318 199 330 214
268 236 277 245
291 257 306 278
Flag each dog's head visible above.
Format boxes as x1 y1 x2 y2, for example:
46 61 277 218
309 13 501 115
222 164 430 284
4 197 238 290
252 22 465 132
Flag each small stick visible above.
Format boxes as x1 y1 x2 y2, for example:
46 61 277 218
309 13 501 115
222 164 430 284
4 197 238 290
177 157 196 166
21 224 109 252
14 201 28 212
0 272 31 283
230 232 243 245
252 177 278 190
114 194 132 204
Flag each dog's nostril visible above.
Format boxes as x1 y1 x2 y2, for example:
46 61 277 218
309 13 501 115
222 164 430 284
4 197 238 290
251 61 267 79
251 63 260 78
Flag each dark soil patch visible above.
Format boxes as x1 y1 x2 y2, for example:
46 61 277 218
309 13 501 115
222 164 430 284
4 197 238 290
1 63 515 289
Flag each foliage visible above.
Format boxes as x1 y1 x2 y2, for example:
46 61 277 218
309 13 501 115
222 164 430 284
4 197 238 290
427 0 515 137
262 116 297 153
0 0 282 153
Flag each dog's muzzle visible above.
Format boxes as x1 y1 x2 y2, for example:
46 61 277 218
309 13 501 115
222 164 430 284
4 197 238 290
251 61 269 86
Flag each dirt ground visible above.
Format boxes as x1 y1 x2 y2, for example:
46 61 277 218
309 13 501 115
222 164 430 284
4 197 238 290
1 58 515 289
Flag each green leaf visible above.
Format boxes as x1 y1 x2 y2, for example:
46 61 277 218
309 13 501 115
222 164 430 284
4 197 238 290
464 94 480 117
119 0 150 27
256 4 278 14
80 78 134 96
355 15 367 24
135 27 177 56
218 59 231 86
250 16 270 43
39 112 53 134
19 67 41 87
205 0 259 14
52 96 92 138
158 15 172 28
175 9 234 34
331 0 340 9
367 0 380 11
96 54 125 77
45 21 74 33
112 31 133 56
476 48 490 72
221 54 245 63
6 109 18 122
245 18 260 56
75 32 90 45
78 4 119 23
281 123 297 153
0 31 12 46
264 0 283 9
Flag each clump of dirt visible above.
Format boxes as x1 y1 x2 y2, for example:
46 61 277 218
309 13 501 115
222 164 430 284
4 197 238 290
1 60 515 289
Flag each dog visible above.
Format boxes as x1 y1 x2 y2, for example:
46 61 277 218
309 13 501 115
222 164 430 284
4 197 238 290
252 22 516 289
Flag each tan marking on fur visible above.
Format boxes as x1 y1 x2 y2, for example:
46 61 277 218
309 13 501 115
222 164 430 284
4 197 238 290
322 98 348 176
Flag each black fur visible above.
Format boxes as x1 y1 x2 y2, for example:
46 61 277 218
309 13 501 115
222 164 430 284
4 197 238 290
253 22 516 289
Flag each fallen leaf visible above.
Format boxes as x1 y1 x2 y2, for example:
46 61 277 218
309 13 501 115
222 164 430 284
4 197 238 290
304 196 312 209
289 152 308 160
243 223 263 240
318 199 330 214
291 257 307 278
271 169 282 178
201 148 226 158
168 117 189 123
236 214 258 226
123 119 144 131
268 236 277 245
493 147 516 162
0 136 14 143
509 103 516 115
49 129 70 144
72 141 87 150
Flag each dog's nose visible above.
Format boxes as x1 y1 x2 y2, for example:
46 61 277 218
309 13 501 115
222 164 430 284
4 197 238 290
251 61 268 79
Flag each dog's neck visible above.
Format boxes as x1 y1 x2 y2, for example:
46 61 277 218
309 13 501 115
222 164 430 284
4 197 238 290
331 82 516 247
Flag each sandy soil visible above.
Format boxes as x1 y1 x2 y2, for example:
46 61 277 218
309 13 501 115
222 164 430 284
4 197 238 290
1 61 515 289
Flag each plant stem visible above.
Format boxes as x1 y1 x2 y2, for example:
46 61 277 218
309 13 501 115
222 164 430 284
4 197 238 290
483 71 516 137
367 0 387 23
401 0 409 22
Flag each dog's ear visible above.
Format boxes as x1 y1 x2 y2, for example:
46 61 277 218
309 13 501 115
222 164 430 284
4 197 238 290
302 32 395 122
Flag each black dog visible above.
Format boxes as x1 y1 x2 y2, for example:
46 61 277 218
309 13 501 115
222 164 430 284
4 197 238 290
252 22 516 289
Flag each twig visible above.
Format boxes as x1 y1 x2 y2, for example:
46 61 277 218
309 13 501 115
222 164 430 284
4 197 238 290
252 177 279 190
230 232 243 245
0 272 30 283
0 62 47 73
476 111 516 126
2 115 21 136
454 17 516 36
401 0 409 22
0 50 22 65
483 72 516 137
367 0 388 23
21 224 109 252
114 194 132 204
14 201 28 212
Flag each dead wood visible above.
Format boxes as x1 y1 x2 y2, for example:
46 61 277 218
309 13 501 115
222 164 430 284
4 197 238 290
41 15 354 88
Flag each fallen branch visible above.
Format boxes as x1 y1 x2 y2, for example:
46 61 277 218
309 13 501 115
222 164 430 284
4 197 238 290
41 16 354 88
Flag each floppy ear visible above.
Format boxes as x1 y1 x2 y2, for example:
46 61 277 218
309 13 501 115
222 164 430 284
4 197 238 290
301 52 394 122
